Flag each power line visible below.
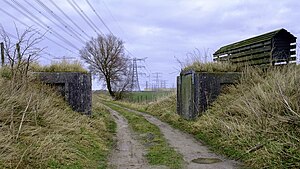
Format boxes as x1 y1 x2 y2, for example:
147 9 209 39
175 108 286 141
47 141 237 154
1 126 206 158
94 1 138 59
6 0 80 51
85 0 113 35
0 25 54 62
25 0 84 44
0 7 77 54
0 8 30 28
3 0 44 30
2 0 138 63
67 0 103 36
101 0 126 36
32 0 87 43
49 0 91 40
71 0 104 35
67 0 138 60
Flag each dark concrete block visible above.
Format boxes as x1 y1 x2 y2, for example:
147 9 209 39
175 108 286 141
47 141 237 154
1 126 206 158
177 71 241 120
33 72 92 115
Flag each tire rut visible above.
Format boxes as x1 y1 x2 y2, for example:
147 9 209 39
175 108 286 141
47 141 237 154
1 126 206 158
106 106 167 169
120 106 241 169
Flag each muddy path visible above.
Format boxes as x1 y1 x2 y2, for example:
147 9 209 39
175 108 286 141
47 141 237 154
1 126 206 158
106 106 166 169
119 106 241 169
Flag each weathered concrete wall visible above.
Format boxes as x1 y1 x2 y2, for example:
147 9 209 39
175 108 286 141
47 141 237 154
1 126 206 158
177 71 241 120
34 72 92 115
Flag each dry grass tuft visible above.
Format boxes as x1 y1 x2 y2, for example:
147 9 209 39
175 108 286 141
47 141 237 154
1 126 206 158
30 60 88 73
177 48 240 72
0 74 115 168
183 61 240 72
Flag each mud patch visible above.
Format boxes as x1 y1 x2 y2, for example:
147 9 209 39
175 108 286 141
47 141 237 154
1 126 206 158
192 157 222 164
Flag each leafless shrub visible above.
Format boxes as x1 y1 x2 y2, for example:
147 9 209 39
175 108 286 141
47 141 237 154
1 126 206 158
0 25 44 82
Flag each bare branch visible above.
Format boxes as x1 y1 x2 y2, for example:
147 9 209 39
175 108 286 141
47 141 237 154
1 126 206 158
0 25 45 80
80 34 131 99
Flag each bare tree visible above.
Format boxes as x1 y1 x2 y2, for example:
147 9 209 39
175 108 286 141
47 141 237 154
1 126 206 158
80 34 131 99
0 26 44 80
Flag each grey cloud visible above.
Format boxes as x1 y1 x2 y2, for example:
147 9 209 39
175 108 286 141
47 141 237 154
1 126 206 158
0 0 299 89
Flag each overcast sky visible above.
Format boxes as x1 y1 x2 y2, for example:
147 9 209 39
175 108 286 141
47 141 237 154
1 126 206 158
0 0 299 90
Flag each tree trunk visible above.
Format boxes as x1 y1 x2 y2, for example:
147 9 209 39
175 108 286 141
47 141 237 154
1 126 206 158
106 77 115 98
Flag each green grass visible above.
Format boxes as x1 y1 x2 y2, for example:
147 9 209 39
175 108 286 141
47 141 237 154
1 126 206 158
102 100 184 169
122 91 174 103
0 74 116 168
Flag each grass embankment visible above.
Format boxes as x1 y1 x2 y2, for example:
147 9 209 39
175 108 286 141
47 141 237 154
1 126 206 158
102 100 184 169
0 77 116 168
117 65 300 169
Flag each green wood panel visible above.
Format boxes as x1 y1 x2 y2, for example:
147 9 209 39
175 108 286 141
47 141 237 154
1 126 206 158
213 29 297 67
290 44 296 49
290 51 296 55
231 52 271 63
289 57 297 61
181 74 193 119
229 46 272 59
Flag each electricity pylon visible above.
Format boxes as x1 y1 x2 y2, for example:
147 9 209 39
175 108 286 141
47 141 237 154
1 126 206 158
130 57 147 91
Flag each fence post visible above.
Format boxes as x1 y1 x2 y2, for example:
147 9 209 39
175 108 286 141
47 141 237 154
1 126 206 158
16 43 21 63
1 42 4 67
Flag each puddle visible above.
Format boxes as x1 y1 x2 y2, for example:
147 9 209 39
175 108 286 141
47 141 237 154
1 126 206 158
191 157 222 164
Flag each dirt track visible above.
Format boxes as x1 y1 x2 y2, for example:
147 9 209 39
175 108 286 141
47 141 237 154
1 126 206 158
107 107 167 169
107 104 240 169
126 107 240 169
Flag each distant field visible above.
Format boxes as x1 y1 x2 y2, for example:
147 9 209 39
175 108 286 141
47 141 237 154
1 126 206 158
124 91 174 103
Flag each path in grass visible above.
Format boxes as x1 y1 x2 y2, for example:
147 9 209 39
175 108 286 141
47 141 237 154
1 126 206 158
106 102 185 169
106 106 151 169
119 105 241 169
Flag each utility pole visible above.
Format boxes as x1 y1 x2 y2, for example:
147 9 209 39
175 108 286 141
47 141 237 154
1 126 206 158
161 80 167 89
131 58 140 91
144 74 151 91
152 72 162 91
131 57 147 91
1 42 4 67
145 81 149 90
